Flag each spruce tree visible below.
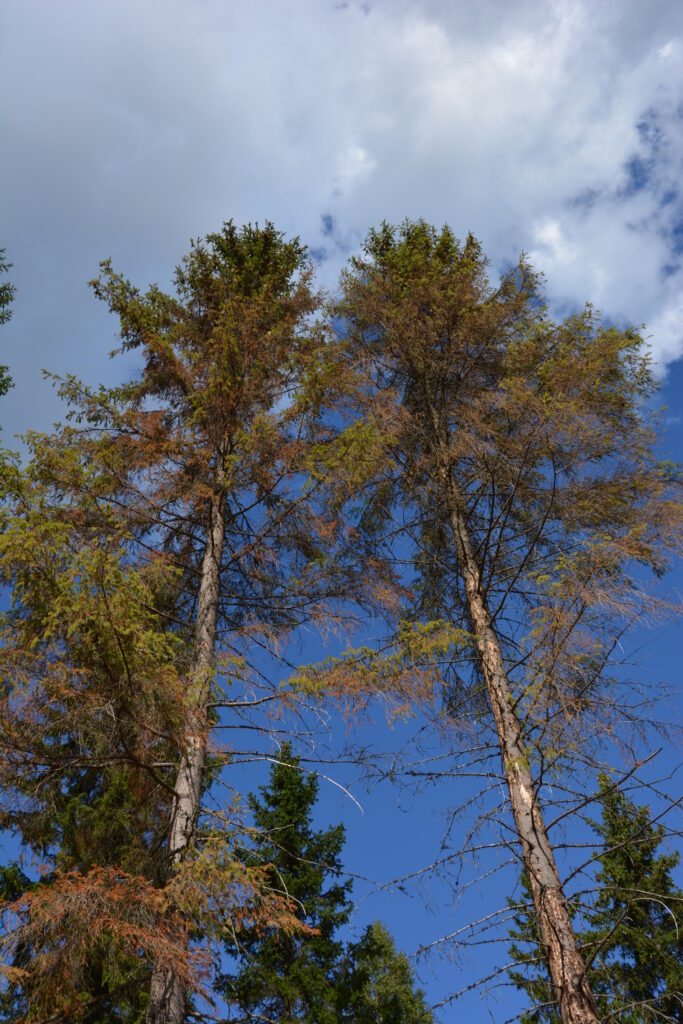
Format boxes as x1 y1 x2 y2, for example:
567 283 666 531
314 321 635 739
338 922 433 1024
219 745 433 1024
584 776 683 1022
508 776 683 1023
219 744 352 1023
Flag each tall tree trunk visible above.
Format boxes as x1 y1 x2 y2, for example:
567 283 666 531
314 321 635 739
146 485 226 1024
440 466 598 1024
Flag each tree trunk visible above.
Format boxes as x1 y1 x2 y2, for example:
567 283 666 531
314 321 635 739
146 485 226 1024
441 471 598 1024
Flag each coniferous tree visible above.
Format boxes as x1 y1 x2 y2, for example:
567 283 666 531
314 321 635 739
220 745 433 1024
583 777 683 1021
313 219 682 1024
220 744 352 1022
85 222 372 1024
508 776 683 1023
0 496 187 1021
0 223 376 1022
338 922 433 1024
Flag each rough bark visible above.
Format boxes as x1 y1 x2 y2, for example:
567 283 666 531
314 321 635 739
146 484 226 1024
441 467 598 1024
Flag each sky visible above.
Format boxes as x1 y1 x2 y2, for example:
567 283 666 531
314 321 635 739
2 1 683 1020
2 0 683 442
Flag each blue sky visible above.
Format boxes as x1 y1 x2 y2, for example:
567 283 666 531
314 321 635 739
1 1 682 1020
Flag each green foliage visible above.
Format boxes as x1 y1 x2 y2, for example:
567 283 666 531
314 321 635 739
338 922 433 1024
583 777 683 1022
508 777 683 1023
220 745 433 1023
0 461 181 1020
219 744 352 1023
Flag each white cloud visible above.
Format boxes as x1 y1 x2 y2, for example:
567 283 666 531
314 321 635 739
529 220 579 269
1 0 682 438
648 296 683 366
336 145 377 189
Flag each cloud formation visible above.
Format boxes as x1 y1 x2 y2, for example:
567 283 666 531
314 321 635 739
2 0 682 437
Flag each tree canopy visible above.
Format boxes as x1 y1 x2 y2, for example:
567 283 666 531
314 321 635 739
0 218 680 1024
315 219 681 1024
0 223 362 1022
